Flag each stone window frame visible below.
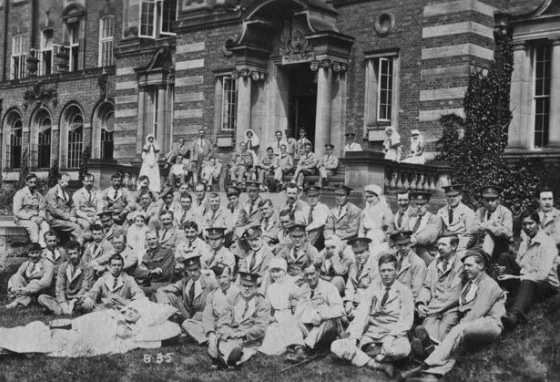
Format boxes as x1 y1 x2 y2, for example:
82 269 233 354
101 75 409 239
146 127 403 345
31 107 53 169
92 101 115 160
216 73 238 132
363 50 400 136
11 33 28 80
532 42 552 148
3 110 23 169
98 15 115 67
139 0 177 39
38 28 54 76
60 104 86 169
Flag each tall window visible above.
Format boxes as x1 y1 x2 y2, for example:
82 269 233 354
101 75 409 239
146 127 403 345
67 109 84 168
533 44 551 148
39 29 53 76
148 87 159 137
11 34 27 80
101 110 114 160
221 75 237 131
377 57 393 122
6 113 23 169
68 22 81 72
364 52 400 130
37 115 52 168
140 0 177 38
99 16 114 67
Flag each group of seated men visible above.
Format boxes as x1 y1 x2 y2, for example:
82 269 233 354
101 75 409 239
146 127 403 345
6 168 560 377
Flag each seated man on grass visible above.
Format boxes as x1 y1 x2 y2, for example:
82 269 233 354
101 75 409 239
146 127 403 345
38 240 93 315
331 254 414 377
83 254 145 311
6 243 54 310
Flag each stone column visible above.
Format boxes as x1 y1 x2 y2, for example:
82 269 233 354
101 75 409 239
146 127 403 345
157 85 167 154
548 39 560 147
136 87 146 155
314 60 333 158
507 41 532 150
236 73 252 147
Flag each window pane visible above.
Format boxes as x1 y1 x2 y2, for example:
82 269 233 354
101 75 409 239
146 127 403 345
221 76 237 131
38 129 52 168
141 1 155 37
161 0 177 34
533 45 551 148
377 57 393 122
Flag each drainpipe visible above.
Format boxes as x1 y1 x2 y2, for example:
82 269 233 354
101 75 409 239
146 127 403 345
2 0 9 81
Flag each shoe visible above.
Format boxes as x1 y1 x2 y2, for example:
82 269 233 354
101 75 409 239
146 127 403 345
366 360 395 377
398 364 427 380
414 326 430 344
501 312 520 331
226 345 243 366
411 338 426 360
364 344 381 358
5 301 19 310
285 346 308 364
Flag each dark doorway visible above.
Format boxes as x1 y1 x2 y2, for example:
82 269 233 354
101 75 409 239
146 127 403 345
289 65 317 146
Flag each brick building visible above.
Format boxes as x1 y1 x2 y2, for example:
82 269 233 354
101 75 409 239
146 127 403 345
0 0 556 190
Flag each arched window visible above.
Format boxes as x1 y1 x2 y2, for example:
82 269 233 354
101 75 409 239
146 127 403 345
66 107 84 168
37 114 52 168
101 109 114 160
6 112 23 169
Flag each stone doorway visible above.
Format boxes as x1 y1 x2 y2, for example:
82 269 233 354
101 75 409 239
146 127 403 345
288 65 317 146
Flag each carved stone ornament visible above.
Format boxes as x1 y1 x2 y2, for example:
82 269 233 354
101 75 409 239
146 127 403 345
222 34 238 57
320 59 331 69
278 19 313 62
309 60 319 72
240 68 251 78
23 80 58 109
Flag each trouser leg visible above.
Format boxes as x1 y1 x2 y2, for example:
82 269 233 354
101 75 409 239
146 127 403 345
17 220 40 245
182 319 208 344
303 319 338 350
331 338 370 367
423 310 460 343
7 274 32 306
380 335 411 361
38 294 63 315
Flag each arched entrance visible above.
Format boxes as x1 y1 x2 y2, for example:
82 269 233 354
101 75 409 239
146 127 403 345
228 0 354 157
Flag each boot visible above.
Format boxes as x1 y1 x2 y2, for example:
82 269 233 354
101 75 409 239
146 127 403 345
226 345 243 366
399 364 426 379
5 301 19 310
366 359 395 377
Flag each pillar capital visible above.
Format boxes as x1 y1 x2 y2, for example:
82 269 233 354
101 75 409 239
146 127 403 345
551 37 560 46
511 40 529 51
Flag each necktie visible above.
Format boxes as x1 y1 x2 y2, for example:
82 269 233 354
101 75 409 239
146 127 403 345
181 210 187 224
188 281 195 304
380 287 391 307
397 256 404 272
439 259 449 274
248 202 254 215
230 205 235 214
113 277 118 290
161 229 168 243
461 280 473 304
486 211 492 222
92 243 98 257
88 190 93 204
412 215 423 233
397 212 403 228
113 189 118 200
249 252 257 271
240 298 251 320
263 217 268 231
308 206 314 225
309 289 315 300
448 207 454 225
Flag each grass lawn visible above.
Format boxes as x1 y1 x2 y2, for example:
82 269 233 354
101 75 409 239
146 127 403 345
0 275 559 382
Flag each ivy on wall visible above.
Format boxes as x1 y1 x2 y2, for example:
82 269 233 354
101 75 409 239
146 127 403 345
436 34 560 221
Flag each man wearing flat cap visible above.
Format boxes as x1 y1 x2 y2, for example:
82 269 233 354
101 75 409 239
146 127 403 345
317 144 339 188
332 254 414 377
292 142 318 188
437 184 479 251
344 132 363 152
407 191 443 265
388 231 427 299
324 185 361 242
238 225 274 291
277 224 319 284
474 185 513 262
305 186 330 249
414 235 464 347
202 227 236 274
287 262 344 363
405 247 506 376
156 255 218 344
207 271 271 367
344 237 375 320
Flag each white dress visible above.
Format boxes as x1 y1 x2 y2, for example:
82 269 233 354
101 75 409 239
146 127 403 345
140 144 161 193
259 276 305 355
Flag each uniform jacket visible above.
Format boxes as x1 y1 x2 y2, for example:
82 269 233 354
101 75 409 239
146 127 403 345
324 202 361 241
260 155 278 170
235 196 264 237
215 290 271 343
517 229 559 287
296 152 318 170
296 137 312 155
437 203 479 238
278 243 319 277
191 138 214 162
408 212 443 258
42 247 68 276
318 153 339 172
392 207 414 232
306 202 330 232
395 250 427 299
158 225 186 250
202 246 236 272
345 256 376 304
458 272 506 327
12 258 54 293
475 205 513 240
83 239 115 268
260 213 280 245
344 142 363 152
44 185 75 221
55 259 93 303
416 253 464 315
136 246 175 283
101 186 130 217
173 206 203 229
232 149 257 167
539 207 560 245
176 238 211 262
279 199 310 226
348 279 414 340
238 245 274 278
295 279 344 323
159 273 218 320
202 285 241 336
316 247 354 281
13 186 45 222
116 247 139 273
202 207 234 235
72 187 103 220
277 153 294 171
87 272 145 302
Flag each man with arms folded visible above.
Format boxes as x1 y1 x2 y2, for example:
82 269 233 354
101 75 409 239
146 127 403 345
13 173 49 247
